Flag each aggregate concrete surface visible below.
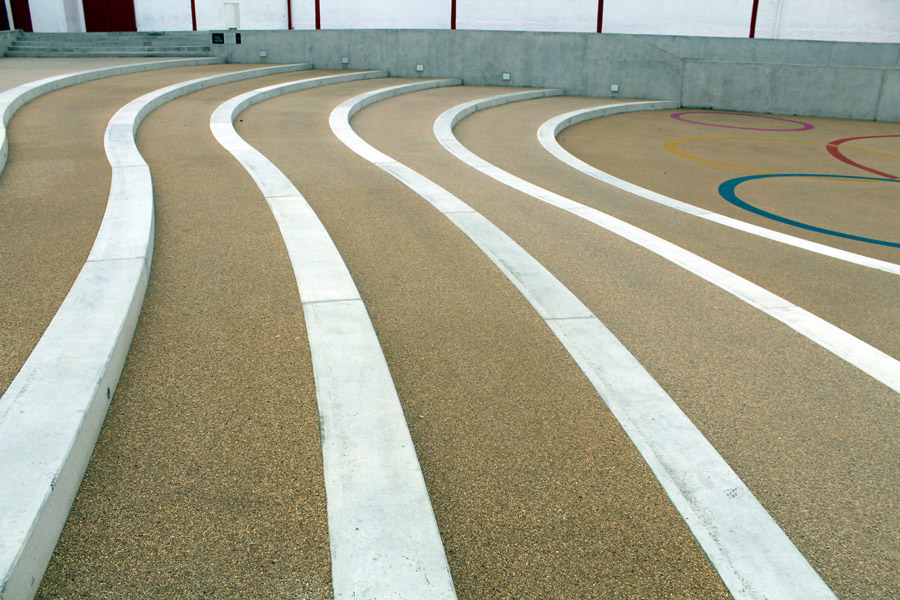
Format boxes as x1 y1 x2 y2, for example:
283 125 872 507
3 55 898 600
32 69 337 599
239 81 731 599
0 57 171 92
445 95 900 599
0 62 251 398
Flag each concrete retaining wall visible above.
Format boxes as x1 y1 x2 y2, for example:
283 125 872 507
0 30 18 54
211 29 899 121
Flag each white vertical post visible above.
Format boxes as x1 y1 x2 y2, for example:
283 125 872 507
224 1 240 29
4 0 14 29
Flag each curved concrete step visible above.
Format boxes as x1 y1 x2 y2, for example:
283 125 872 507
335 82 839 600
0 57 225 174
0 62 311 600
211 72 459 600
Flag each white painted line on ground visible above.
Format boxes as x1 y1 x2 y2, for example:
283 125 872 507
0 63 312 600
436 93 900 395
539 102 900 275
0 56 224 174
332 82 838 600
211 73 459 600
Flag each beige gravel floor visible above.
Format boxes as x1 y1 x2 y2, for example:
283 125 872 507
456 99 900 361
32 69 344 599
238 81 732 599
0 57 175 92
426 93 899 599
5 58 899 600
0 63 252 398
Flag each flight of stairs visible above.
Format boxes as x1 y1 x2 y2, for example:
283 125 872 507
3 31 213 58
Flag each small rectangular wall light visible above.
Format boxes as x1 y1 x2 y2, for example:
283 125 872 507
259 50 267 57
502 72 511 81
610 84 619 93
416 64 424 72
341 56 349 65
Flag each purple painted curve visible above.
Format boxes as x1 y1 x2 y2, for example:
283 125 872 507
671 111 814 132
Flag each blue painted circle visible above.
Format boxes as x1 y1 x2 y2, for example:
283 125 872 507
718 173 900 248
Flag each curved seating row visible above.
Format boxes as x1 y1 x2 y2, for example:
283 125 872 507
0 62 311 600
435 93 900 397
210 72 458 599
5 60 896 600
0 57 223 174
334 81 838 600
538 103 900 276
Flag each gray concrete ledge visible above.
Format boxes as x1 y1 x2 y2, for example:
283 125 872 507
0 62 310 600
209 29 899 121
0 56 225 175
536 102 900 276
435 91 900 397
212 73 459 600
337 82 838 600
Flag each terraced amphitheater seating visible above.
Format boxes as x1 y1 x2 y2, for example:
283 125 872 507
1 52 898 600
3 32 213 58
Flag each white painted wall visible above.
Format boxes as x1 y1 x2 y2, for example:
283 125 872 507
63 0 84 31
755 0 900 43
603 0 755 37
291 0 316 29
189 0 288 31
21 0 900 43
318 0 449 29
456 0 597 33
135 0 192 31
28 0 69 31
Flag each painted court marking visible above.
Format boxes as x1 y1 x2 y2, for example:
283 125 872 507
0 63 311 600
670 110 815 131
211 73 458 600
826 134 900 179
536 102 900 276
665 136 899 175
332 82 838 600
720 173 900 248
441 92 900 395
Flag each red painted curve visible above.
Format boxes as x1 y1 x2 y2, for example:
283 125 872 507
826 135 900 180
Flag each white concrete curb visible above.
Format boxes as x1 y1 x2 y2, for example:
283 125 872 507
0 56 224 175
333 83 839 600
212 73 459 600
0 63 312 600
436 92 900 396
539 102 900 275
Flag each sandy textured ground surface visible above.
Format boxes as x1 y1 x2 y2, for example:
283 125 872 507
3 56 898 599
0 57 191 92
446 96 900 599
33 69 339 599
239 81 732 599
0 63 251 397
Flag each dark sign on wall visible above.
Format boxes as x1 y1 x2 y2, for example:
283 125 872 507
212 32 241 44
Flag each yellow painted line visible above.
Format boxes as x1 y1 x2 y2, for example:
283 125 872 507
664 136 900 175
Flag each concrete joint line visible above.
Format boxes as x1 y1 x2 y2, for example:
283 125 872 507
332 84 837 599
0 56 225 175
301 298 362 306
211 74 457 600
0 62 312 600
538 102 900 276
437 93 900 396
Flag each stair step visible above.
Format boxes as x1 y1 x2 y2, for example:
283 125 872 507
9 43 211 52
4 49 211 57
